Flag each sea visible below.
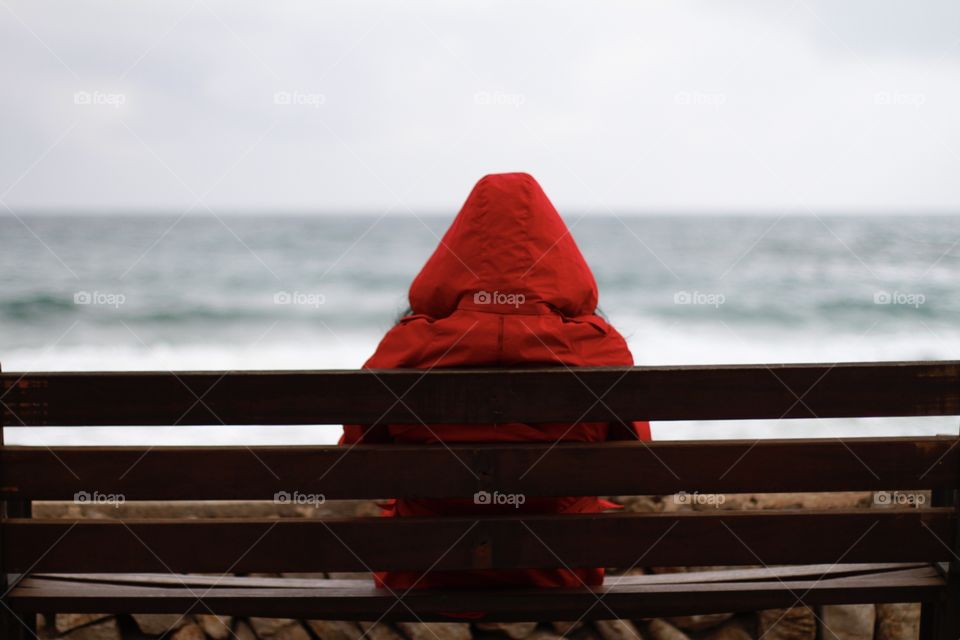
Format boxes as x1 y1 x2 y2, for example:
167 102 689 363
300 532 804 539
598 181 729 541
2 213 959 445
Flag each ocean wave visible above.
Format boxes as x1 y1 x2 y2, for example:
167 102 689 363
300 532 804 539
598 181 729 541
0 293 77 319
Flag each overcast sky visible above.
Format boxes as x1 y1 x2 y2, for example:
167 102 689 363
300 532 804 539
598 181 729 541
2 1 959 214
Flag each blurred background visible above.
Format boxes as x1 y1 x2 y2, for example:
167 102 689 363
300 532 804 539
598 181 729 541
2 1 959 443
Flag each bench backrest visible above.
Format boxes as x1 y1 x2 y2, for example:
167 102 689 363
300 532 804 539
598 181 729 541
0 361 958 576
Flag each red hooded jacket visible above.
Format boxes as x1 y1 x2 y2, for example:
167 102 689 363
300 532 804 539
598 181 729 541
342 173 650 590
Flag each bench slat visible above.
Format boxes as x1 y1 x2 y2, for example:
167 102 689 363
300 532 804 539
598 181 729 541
4 361 960 426
31 562 931 588
2 437 956 499
4 510 955 573
8 566 945 620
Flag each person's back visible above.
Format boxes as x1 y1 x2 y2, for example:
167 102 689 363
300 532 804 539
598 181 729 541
342 172 649 589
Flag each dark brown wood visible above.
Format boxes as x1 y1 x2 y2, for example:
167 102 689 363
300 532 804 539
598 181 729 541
7 567 945 620
1 437 957 500
0 361 33 640
929 470 960 639
3 361 960 426
3 510 955 574
31 562 930 588
944 492 960 640
920 603 937 640
2 361 958 621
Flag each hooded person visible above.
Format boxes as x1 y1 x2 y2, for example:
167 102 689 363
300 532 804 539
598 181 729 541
341 172 650 590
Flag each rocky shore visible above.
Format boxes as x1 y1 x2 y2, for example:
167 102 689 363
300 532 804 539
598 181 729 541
32 492 924 640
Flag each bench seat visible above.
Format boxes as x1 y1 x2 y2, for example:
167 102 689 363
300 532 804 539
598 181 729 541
8 564 946 621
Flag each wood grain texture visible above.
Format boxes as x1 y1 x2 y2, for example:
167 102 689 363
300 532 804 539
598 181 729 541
3 361 960 426
3 509 955 573
8 566 945 620
1 437 956 499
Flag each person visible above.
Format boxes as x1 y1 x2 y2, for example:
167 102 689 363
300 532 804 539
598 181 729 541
341 172 650 590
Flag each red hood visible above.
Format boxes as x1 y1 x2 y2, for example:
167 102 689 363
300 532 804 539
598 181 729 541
408 173 599 318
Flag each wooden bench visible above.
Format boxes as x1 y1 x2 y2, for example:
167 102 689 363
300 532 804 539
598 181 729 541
0 361 958 638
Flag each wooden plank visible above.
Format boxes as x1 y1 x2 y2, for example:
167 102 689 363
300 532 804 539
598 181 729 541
920 480 960 640
604 562 929 585
2 437 956 499
0 361 34 640
32 562 929 589
3 510 955 573
3 361 960 426
32 573 358 589
7 567 945 620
